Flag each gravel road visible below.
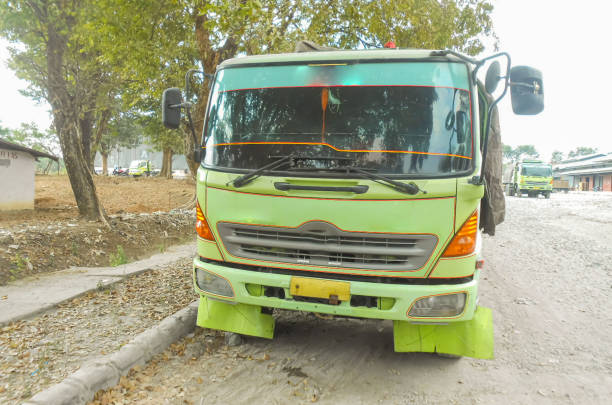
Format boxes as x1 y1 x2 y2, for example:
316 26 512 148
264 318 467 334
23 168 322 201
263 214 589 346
84 193 612 403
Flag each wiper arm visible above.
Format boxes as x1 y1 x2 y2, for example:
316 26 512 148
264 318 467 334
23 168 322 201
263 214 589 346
229 155 359 188
228 155 354 188
228 155 294 188
335 166 427 195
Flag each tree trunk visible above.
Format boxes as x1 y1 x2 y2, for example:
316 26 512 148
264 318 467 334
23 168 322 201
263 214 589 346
46 23 106 222
80 110 95 173
101 152 108 176
91 108 112 168
159 148 174 179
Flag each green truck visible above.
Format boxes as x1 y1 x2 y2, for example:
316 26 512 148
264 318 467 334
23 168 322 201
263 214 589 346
128 159 153 177
509 159 553 198
162 47 543 358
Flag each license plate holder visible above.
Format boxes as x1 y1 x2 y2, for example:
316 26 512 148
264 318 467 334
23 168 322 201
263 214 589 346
290 277 350 302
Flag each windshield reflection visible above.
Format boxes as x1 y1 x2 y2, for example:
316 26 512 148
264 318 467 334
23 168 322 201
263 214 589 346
204 85 472 176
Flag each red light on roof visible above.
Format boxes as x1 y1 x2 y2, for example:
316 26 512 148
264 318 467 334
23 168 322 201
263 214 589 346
384 41 397 49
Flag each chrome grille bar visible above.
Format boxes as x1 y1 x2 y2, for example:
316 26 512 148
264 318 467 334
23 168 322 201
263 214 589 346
218 221 437 271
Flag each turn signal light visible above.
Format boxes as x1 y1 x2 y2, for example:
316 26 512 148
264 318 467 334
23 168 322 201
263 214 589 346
442 211 478 257
196 201 215 241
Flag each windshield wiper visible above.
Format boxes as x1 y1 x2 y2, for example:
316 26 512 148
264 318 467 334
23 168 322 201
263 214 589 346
228 155 355 188
228 155 294 188
333 166 427 195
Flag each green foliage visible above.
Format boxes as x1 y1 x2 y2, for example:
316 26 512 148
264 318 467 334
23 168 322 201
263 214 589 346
109 245 128 267
2 0 497 182
10 254 28 280
568 146 598 158
550 150 564 164
502 144 539 162
2 122 60 156
99 112 142 157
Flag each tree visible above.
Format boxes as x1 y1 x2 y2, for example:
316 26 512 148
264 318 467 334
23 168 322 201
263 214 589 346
0 0 112 221
550 150 564 164
568 146 598 158
139 114 184 179
88 0 496 180
3 122 60 156
98 112 141 175
502 144 514 162
2 122 60 174
502 144 539 163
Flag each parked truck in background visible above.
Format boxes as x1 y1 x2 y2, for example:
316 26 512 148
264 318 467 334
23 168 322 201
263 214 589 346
509 159 553 198
162 46 544 359
552 179 570 193
128 160 153 177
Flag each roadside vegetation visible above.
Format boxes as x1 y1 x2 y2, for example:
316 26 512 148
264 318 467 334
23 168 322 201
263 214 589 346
0 176 195 285
1 0 496 221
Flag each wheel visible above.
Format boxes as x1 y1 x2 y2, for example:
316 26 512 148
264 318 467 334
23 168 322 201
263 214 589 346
544 191 551 199
515 186 521 197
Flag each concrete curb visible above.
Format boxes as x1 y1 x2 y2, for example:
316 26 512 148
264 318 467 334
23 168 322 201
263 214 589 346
0 242 196 326
24 300 199 405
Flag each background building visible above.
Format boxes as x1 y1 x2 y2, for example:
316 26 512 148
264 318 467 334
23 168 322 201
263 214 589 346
553 153 612 191
0 138 58 210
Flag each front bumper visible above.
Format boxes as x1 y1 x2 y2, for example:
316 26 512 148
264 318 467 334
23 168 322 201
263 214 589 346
193 257 480 323
520 184 552 191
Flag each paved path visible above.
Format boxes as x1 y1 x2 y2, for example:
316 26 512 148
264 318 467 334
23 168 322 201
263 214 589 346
0 242 196 326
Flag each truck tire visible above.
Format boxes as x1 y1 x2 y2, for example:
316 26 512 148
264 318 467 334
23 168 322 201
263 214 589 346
544 191 551 199
515 186 521 197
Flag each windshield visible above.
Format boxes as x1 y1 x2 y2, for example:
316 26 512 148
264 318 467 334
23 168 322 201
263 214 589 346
129 161 141 169
204 62 473 177
521 165 552 177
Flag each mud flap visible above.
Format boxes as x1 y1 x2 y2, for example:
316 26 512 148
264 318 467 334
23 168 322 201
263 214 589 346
393 306 494 359
196 296 275 339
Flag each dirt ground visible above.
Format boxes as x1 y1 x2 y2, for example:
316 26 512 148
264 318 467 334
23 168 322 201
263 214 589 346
90 192 612 405
0 176 196 285
0 175 195 227
0 258 196 404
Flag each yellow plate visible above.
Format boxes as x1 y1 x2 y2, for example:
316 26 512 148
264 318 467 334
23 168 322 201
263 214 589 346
290 277 350 301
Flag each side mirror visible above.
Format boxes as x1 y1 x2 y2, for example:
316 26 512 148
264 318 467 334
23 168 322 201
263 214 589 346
455 111 467 143
162 88 183 129
510 66 544 115
485 61 501 93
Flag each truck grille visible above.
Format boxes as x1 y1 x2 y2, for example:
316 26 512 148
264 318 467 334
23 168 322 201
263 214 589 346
217 221 437 271
525 181 549 186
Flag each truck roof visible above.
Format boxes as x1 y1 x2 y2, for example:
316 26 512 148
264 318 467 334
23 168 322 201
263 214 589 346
218 49 464 69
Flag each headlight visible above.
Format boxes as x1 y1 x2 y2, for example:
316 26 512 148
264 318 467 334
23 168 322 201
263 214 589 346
408 292 466 318
195 268 234 298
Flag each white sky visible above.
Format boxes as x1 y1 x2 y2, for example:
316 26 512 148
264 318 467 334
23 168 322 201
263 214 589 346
1 0 611 160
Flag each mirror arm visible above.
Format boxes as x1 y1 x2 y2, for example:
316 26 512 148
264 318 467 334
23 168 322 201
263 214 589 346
183 69 214 162
471 52 512 186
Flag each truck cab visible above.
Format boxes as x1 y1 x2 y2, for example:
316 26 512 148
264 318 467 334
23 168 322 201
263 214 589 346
162 48 544 358
128 160 152 177
511 159 553 198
